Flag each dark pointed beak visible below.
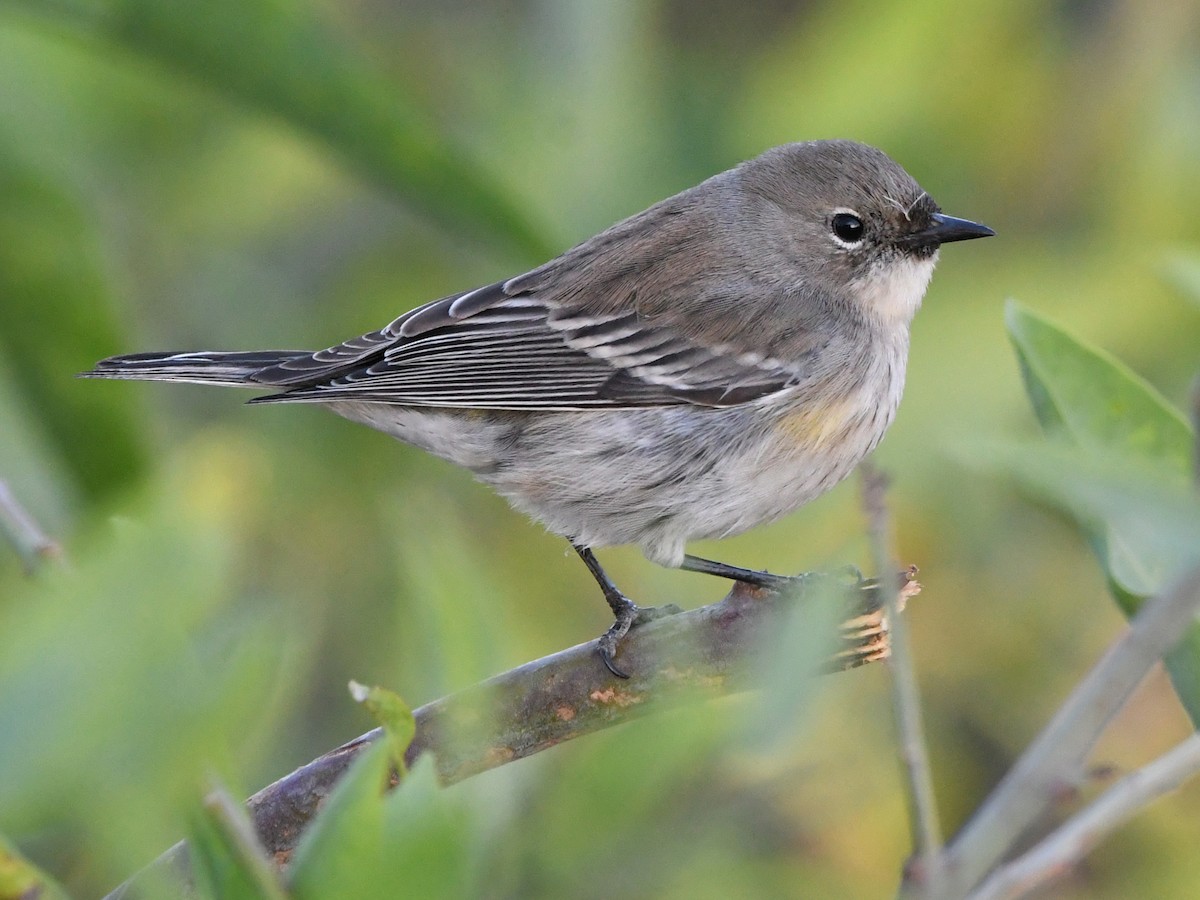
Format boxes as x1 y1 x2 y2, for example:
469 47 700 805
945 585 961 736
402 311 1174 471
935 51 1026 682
923 213 995 245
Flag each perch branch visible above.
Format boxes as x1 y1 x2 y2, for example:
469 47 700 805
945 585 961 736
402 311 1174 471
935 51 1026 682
105 571 913 898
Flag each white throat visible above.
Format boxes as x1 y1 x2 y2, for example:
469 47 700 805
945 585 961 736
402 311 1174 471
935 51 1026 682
853 252 938 326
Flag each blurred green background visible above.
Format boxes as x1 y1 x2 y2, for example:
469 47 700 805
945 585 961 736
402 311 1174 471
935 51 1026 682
2 0 1199 896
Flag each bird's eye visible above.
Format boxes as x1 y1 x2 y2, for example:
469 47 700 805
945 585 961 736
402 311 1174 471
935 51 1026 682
831 213 865 246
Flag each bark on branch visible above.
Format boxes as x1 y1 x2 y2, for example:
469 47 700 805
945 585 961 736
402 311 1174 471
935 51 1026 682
107 571 912 898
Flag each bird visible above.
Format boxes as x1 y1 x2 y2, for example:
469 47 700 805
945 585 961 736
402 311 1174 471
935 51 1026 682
83 139 993 677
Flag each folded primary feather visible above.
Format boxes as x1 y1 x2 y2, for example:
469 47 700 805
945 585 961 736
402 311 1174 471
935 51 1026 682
87 275 805 410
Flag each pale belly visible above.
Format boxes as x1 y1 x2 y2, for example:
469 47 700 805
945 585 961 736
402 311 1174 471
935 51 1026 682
329 350 905 569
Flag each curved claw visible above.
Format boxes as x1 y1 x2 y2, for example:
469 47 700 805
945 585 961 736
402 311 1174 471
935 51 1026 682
594 602 683 679
599 645 631 679
596 610 636 679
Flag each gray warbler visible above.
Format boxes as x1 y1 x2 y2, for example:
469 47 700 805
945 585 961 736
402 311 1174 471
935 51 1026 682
84 140 993 677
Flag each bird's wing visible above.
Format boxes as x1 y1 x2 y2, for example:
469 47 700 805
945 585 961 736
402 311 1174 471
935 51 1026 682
249 280 798 410
251 192 826 411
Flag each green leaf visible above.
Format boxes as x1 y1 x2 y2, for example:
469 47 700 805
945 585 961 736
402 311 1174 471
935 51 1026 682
1006 300 1193 474
1004 301 1200 722
1006 301 1195 601
375 757 472 899
348 681 416 776
10 0 553 261
965 442 1200 570
189 786 288 900
286 738 390 900
287 741 477 899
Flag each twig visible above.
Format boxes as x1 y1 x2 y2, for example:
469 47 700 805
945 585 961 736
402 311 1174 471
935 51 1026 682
860 464 943 893
940 562 1200 897
104 572 909 899
968 732 1200 900
0 479 62 573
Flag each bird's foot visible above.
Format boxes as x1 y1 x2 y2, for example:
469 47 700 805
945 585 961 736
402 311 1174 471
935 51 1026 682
680 554 813 594
572 541 684 678
736 570 805 593
595 599 684 679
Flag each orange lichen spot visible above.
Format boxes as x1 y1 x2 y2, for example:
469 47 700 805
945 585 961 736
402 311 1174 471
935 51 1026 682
555 705 576 721
589 688 643 708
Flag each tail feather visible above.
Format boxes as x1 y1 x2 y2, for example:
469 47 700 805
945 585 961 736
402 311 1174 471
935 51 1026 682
80 350 313 388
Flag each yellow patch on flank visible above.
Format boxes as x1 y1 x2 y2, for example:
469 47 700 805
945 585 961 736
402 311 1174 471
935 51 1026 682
775 396 861 449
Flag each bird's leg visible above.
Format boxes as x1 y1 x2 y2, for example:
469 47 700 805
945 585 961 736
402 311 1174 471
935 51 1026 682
680 554 806 592
570 542 680 679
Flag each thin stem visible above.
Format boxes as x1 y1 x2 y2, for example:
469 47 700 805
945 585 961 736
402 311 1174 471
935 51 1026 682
941 562 1200 896
0 480 62 573
968 733 1200 900
860 464 943 890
